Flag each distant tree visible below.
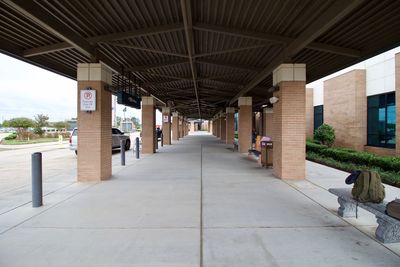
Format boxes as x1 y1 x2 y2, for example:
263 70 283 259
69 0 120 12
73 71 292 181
52 121 68 131
7 117 34 140
130 116 141 129
116 116 122 127
2 120 10 127
33 114 49 135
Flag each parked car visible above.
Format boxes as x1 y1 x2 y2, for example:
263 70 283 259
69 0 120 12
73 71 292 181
69 128 131 155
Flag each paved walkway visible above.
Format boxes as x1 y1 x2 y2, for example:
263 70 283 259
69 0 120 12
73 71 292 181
0 132 399 266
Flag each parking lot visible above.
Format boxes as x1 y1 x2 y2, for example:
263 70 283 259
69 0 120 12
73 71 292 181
0 132 141 215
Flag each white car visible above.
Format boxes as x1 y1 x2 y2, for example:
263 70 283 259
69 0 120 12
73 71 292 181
69 128 131 155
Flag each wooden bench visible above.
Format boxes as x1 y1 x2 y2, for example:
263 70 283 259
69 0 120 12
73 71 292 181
329 188 400 243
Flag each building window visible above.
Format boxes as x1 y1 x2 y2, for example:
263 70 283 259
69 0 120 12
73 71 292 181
314 105 324 131
367 92 396 148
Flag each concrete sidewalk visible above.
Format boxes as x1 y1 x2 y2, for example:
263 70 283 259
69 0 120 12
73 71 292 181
0 132 399 266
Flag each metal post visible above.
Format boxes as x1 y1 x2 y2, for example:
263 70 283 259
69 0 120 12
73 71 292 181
120 139 125 166
135 137 140 159
32 152 43 207
161 133 163 147
155 133 158 150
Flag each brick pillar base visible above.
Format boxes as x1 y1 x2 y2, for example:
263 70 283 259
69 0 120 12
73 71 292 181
142 97 155 154
77 63 112 181
238 97 252 153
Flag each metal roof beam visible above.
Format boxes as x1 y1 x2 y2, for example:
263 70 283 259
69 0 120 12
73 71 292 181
106 42 188 58
181 0 201 118
138 71 192 81
193 44 266 58
196 59 262 72
23 24 184 57
229 0 365 105
127 59 188 72
5 0 95 58
194 23 360 58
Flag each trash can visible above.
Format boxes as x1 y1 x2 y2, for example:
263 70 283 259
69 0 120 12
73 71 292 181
260 137 273 168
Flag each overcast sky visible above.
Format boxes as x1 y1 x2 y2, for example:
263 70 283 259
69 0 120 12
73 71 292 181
0 53 161 124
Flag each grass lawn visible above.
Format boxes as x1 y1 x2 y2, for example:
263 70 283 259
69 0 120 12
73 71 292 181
2 138 59 145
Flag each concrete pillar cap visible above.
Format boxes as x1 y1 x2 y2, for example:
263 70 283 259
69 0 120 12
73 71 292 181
142 96 155 106
226 107 235 113
273 63 306 86
238 96 252 106
172 112 179 117
77 63 112 84
162 107 171 114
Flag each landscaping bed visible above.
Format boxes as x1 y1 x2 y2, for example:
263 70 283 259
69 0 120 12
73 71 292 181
306 141 400 187
1 138 59 145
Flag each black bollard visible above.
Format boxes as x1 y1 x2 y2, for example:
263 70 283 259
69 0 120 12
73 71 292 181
161 133 163 147
120 139 125 166
32 152 43 207
135 137 140 159
155 133 158 150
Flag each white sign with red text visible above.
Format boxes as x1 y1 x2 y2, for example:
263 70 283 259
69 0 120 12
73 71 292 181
80 89 96 111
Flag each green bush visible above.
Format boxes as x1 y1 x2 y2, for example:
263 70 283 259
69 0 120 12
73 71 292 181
306 151 400 186
4 132 17 140
314 124 335 147
306 141 400 173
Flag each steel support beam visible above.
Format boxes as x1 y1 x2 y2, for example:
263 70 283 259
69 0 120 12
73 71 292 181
23 24 184 57
229 0 365 105
194 23 360 59
181 0 201 118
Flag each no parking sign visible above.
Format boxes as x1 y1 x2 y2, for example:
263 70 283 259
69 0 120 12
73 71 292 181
80 88 96 111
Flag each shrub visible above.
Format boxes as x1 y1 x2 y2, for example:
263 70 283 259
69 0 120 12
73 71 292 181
4 132 17 140
314 124 335 147
306 141 400 173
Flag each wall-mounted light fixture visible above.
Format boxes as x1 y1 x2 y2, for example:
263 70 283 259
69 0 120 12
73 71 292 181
269 96 279 104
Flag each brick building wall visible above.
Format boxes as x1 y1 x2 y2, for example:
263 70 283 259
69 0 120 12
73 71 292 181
324 70 367 151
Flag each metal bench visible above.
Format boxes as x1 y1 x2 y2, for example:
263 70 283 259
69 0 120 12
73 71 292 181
233 140 238 152
329 188 400 243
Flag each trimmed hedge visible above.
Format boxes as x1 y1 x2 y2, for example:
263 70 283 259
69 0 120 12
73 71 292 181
306 151 400 186
306 141 400 173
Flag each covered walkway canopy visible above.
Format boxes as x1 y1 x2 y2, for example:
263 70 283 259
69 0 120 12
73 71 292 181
1 0 400 118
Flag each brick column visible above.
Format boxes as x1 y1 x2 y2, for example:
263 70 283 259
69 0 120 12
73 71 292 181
212 120 215 136
208 121 211 132
214 117 219 138
226 107 235 144
272 64 306 179
395 53 400 155
238 97 252 153
305 88 314 139
172 112 179 141
77 63 112 181
179 116 184 138
142 96 155 154
220 115 227 141
190 121 195 133
162 107 171 145
263 108 273 137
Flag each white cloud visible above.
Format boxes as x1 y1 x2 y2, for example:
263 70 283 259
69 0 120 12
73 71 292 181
0 53 163 125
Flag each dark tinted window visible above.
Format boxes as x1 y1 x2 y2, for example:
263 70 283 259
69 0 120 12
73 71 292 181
367 92 395 148
314 105 324 131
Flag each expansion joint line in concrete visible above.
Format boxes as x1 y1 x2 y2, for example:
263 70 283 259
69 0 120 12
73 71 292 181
200 143 204 267
282 179 400 258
